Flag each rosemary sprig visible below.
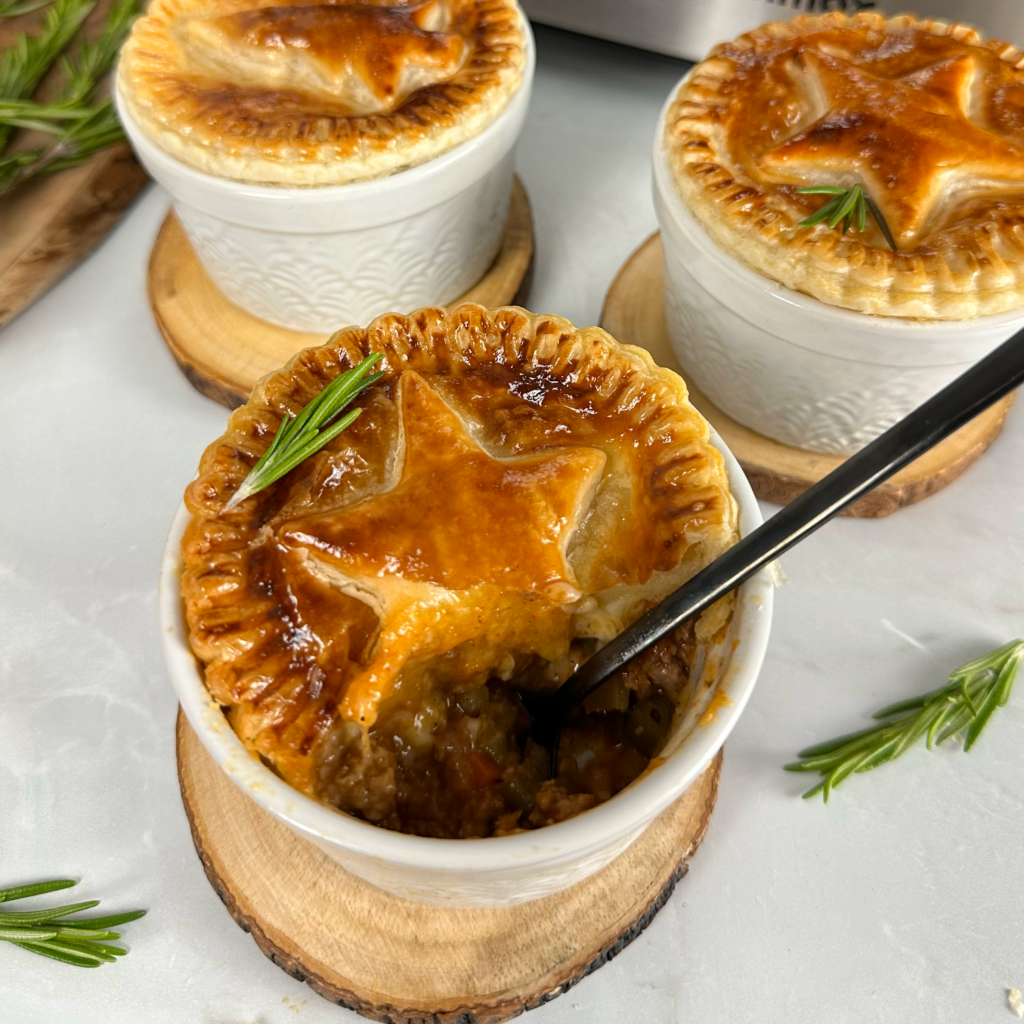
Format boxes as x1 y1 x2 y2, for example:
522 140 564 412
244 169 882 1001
797 183 898 252
0 0 93 94
0 0 138 194
0 0 93 151
786 639 1023 802
0 0 51 15
0 97 96 132
0 878 146 967
9 97 122 184
224 353 385 512
57 0 135 105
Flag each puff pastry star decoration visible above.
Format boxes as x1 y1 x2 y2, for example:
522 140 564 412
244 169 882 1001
180 306 737 826
760 52 1024 246
665 13 1024 317
187 2 467 114
118 0 527 185
280 369 607 725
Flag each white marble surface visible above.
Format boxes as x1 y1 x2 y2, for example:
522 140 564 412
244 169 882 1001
2 25 1023 1024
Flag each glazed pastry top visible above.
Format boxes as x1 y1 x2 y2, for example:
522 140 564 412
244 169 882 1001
179 304 737 795
118 0 526 184
664 13 1024 318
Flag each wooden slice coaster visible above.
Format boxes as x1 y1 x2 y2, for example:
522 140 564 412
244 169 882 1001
176 711 722 1023
149 176 535 409
602 234 1016 518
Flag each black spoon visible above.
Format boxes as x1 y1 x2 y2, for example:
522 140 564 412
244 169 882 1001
520 323 1024 761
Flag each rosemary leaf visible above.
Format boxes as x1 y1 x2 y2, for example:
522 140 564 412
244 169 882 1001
48 909 145 929
862 193 899 253
820 749 872 799
801 778 827 800
926 700 956 749
963 682 1004 751
791 185 848 195
797 183 899 252
0 99 96 119
997 647 1022 705
10 941 101 967
50 926 120 939
224 354 384 512
853 734 902 772
933 704 976 746
0 900 99 923
47 937 121 961
0 0 51 14
40 938 114 962
0 115 71 133
799 194 844 228
57 935 126 953
874 683 946 719
787 640 1024 801
890 706 936 758
0 926 58 941
827 184 861 229
284 408 363 465
950 639 1021 679
0 879 75 903
793 722 883 759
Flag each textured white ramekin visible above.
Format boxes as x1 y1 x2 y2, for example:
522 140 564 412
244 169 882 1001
159 433 773 907
116 21 534 332
653 77 1024 456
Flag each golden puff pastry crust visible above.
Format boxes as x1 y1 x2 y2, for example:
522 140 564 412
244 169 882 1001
118 0 526 184
180 304 737 803
664 13 1024 318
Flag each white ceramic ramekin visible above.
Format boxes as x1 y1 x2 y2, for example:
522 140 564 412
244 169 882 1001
116 21 535 332
652 79 1024 456
159 433 773 908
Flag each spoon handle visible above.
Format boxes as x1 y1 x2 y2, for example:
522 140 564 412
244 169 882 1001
553 324 1024 713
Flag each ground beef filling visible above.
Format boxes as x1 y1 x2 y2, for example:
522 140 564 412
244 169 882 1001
314 624 698 838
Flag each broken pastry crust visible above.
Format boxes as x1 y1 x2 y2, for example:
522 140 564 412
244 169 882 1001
118 0 526 184
663 12 1024 318
180 304 737 800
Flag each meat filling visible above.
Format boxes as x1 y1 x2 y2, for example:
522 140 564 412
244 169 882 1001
313 622 700 838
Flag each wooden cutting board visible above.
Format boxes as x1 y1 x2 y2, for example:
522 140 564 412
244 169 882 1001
0 4 149 330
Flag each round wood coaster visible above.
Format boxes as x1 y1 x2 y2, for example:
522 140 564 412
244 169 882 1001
176 711 722 1023
149 176 535 409
602 234 1016 518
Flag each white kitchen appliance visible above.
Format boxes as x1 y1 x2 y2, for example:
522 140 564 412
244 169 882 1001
521 0 1024 61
